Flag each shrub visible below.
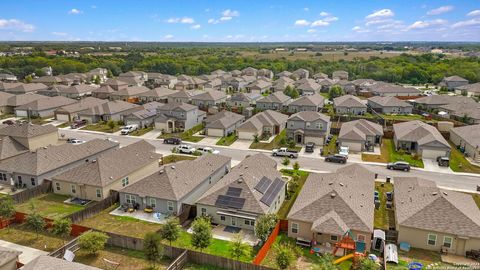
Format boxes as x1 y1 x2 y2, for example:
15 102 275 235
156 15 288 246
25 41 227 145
78 231 109 255
282 157 290 166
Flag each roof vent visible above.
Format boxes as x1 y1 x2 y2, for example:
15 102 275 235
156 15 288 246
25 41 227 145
432 192 438 196
92 160 96 163
339 183 344 187
442 191 448 196
43 146 48 149
109 176 113 179
237 178 243 183
330 193 336 198
329 182 333 185
171 165 175 170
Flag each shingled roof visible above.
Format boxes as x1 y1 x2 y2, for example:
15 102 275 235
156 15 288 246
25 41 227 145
288 164 375 234
339 119 383 141
393 120 449 148
205 111 245 129
236 110 288 132
394 177 480 238
450 124 480 149
288 111 330 123
0 136 28 160
257 92 291 104
16 96 77 111
0 123 57 138
333 95 366 108
289 95 325 107
22 255 101 270
0 246 21 267
367 96 413 108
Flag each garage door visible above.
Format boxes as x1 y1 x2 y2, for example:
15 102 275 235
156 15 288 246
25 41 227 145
238 131 255 140
340 141 362 152
207 128 224 137
305 136 323 145
15 110 28 117
56 113 70 122
421 148 447 159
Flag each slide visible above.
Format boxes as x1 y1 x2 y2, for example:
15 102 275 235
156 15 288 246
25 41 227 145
333 253 354 265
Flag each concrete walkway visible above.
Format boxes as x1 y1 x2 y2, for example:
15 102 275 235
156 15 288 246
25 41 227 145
441 254 480 268
0 239 48 264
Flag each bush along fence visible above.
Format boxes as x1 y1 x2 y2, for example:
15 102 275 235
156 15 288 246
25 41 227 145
252 221 281 265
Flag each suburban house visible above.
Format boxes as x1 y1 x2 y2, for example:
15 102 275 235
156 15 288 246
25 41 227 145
0 246 21 270
0 93 47 116
332 70 349 81
0 123 58 150
104 79 129 91
288 95 325 113
0 82 22 91
196 154 285 230
32 76 63 86
338 119 384 152
258 68 274 79
204 78 222 90
288 164 374 252
78 100 140 123
393 120 450 158
440 76 468 90
333 95 367 115
123 102 162 128
54 97 108 122
367 83 420 97
245 80 272 94
56 84 97 98
0 135 29 161
0 139 118 188
22 255 102 270
154 103 205 133
272 77 294 92
205 111 245 137
91 85 116 99
394 177 480 256
367 96 413 114
4 83 48 94
227 92 262 108
137 87 179 103
292 68 310 80
277 71 292 78
109 86 150 102
286 111 331 145
412 95 475 110
256 92 291 111
167 90 199 104
118 71 148 86
146 73 177 89
0 92 15 115
297 80 321 95
52 141 161 201
120 154 231 215
450 125 480 163
236 110 288 140
15 96 77 118
242 67 258 77
454 83 480 97
312 72 329 80
191 91 227 109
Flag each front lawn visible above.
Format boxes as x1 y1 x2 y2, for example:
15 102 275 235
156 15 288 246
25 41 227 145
26 117 52 125
380 114 425 121
81 122 122 133
374 182 395 230
129 126 154 136
159 124 204 142
216 133 238 146
78 204 162 238
363 139 424 168
277 169 309 219
162 154 197 164
0 224 69 252
15 193 85 219
449 142 480 174
249 130 302 152
473 194 480 209
0 114 14 120
322 135 337 156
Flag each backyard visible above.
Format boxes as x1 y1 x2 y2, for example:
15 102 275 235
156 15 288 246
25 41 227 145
373 182 395 230
448 142 480 174
249 130 302 152
159 124 204 142
129 126 154 136
81 121 122 133
277 169 309 219
362 139 424 168
0 224 68 252
216 133 238 146
380 114 425 121
162 154 197 164
15 193 85 219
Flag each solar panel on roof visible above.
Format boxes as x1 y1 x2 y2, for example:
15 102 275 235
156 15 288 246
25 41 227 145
254 177 272 194
226 187 242 197
260 178 284 207
215 195 245 209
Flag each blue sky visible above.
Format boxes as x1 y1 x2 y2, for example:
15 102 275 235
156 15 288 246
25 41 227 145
1 0 479 42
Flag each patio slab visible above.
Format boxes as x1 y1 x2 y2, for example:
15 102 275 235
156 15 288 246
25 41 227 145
109 207 168 224
441 254 480 268
0 239 48 264
187 224 259 246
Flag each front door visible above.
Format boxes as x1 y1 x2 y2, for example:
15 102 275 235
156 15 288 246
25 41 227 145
456 238 466 255
296 134 302 144
231 217 236 226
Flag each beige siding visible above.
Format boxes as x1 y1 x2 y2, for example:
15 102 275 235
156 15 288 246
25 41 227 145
238 131 256 140
13 131 58 150
305 136 323 145
339 140 363 152
207 128 224 137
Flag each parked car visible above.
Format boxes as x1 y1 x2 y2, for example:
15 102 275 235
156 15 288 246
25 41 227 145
325 154 347 164
120 124 138 135
2 120 14 125
325 134 333 145
436 156 450 167
272 148 298 158
305 142 315 153
67 138 85 145
338 146 349 159
163 137 182 145
198 147 220 155
387 161 411 172
177 144 196 154
70 119 87 129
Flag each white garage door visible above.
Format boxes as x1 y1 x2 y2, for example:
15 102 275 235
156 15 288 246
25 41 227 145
238 131 255 140
340 141 362 152
15 110 28 117
56 113 70 121
421 148 447 159
207 128 224 137
305 136 323 145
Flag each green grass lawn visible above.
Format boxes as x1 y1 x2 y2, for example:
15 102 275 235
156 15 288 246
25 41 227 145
374 182 395 230
277 169 309 219
129 126 154 136
25 117 53 125
81 123 121 133
216 133 238 146
0 114 15 120
367 139 423 168
15 193 85 219
159 124 205 142
380 114 425 121
249 130 302 152
183 263 226 270
163 154 197 164
473 194 480 209
322 135 337 156
0 224 69 252
449 142 480 174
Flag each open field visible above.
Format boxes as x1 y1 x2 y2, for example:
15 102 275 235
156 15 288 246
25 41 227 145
15 193 85 219
239 50 410 62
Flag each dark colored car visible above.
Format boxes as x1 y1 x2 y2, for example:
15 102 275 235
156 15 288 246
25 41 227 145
305 142 315 153
163 137 182 145
2 120 14 125
325 154 347 164
325 134 333 144
70 119 87 129
387 161 411 172
436 156 450 167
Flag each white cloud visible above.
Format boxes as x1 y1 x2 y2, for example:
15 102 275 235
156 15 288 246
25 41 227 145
451 18 480 28
221 9 239 17
467 10 480 17
294 19 310 26
91 5 97 9
52 32 67 36
366 9 394 19
311 20 329 27
0 19 35 32
68 8 82 15
323 16 338 22
427 6 453 15
304 7 309 11
307 29 316 33
166 17 194 24
191 24 201 29
320 11 330 17
163 34 174 40
220 16 232 21
406 19 448 30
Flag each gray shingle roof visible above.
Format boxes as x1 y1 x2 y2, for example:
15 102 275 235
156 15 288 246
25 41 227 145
367 96 413 108
450 124 480 149
393 120 449 148
339 119 383 141
236 110 288 132
5 93 46 107
16 96 77 111
288 111 330 123
0 246 21 267
78 100 140 116
333 95 366 108
394 177 480 238
0 136 28 160
192 91 227 101
6 83 48 94
121 154 231 201
288 164 375 234
22 255 101 270
55 97 108 114
205 111 245 129
289 95 324 107
257 92 291 104
0 123 57 138
443 75 468 82
456 82 480 93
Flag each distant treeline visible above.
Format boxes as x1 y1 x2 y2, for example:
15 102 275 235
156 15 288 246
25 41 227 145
1 52 479 85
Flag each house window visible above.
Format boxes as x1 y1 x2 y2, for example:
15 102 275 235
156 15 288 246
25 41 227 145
96 189 102 198
122 177 129 187
150 198 156 208
167 201 174 211
17 176 22 183
55 182 61 191
316 123 322 129
125 194 136 204
201 208 206 214
71 185 76 194
427 234 437 246
443 236 453 248
0 173 5 181
220 215 225 221
31 178 35 186
291 223 299 234
357 234 366 242
245 220 250 225
290 122 294 127
330 235 338 241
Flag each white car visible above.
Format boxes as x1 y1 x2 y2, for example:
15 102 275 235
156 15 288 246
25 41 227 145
177 144 196 154
68 139 85 145
121 124 138 135
198 147 220 155
338 146 349 159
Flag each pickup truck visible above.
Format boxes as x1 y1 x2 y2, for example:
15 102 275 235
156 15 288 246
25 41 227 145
272 148 298 158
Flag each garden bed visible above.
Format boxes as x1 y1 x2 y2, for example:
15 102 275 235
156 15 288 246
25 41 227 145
162 155 197 164
277 169 309 219
216 134 238 146
159 124 204 142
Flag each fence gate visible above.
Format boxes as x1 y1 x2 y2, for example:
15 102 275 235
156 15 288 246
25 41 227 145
166 250 188 270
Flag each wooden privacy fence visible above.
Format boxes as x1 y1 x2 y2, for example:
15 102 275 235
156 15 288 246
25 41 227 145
252 221 280 265
166 250 188 270
49 235 82 258
65 191 119 223
11 180 52 204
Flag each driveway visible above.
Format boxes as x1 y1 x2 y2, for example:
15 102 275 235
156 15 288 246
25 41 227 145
229 139 252 150
198 136 219 146
423 158 453 173
0 239 48 264
138 129 162 140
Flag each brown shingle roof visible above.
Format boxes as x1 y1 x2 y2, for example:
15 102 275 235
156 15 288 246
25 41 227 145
22 255 101 270
333 95 366 108
393 120 449 148
339 119 383 141
0 123 57 138
0 136 28 160
205 111 245 129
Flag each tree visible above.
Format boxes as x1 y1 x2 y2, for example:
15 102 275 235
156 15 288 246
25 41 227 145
51 218 72 243
311 254 338 270
25 213 46 239
274 244 295 270
293 161 300 171
282 157 290 166
0 197 15 230
328 85 344 100
229 233 249 261
93 75 101 85
24 75 33 83
254 214 277 242
144 232 163 268
106 119 116 130
190 217 212 251
253 134 260 143
159 217 180 246
78 231 109 255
